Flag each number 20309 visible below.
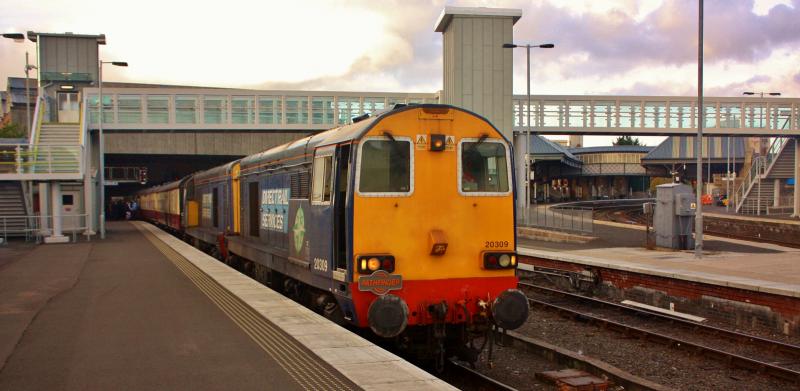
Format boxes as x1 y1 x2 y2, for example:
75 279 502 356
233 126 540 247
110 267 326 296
485 240 509 248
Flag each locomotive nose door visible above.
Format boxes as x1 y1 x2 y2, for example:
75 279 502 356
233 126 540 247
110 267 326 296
332 144 351 290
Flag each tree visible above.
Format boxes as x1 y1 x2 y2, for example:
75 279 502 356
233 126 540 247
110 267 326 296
613 135 641 146
0 122 25 139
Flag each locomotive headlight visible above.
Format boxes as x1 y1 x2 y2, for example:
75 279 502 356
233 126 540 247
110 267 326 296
498 254 511 267
483 252 517 270
357 255 395 273
367 257 381 271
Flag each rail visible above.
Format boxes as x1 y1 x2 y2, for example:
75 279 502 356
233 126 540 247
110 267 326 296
0 144 84 176
518 282 800 382
0 213 91 245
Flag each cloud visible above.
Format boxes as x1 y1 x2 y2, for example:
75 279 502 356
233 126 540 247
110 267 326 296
513 0 800 85
1 0 799 99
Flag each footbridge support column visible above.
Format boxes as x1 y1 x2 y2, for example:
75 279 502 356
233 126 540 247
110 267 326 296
793 138 799 218
44 182 69 244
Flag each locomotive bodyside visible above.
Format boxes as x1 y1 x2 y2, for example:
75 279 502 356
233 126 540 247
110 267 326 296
185 161 240 256
139 104 528 365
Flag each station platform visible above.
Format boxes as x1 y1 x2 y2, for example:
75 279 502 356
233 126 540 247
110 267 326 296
518 219 800 298
0 221 452 390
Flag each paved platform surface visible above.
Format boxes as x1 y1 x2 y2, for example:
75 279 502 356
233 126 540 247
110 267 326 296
519 219 800 298
0 221 451 390
0 222 315 390
703 205 799 224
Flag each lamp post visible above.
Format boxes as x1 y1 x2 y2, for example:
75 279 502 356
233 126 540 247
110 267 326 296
98 60 128 239
2 33 38 137
503 42 554 226
695 0 704 259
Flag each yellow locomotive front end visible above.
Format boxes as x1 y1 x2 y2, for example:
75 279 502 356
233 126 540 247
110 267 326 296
350 105 529 343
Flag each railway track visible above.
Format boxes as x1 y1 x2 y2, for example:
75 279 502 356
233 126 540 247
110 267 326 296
444 359 517 391
519 281 800 383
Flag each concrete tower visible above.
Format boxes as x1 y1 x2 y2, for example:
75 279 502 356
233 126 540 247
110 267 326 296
435 6 521 140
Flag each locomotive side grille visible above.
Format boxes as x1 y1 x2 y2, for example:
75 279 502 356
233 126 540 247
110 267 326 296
290 171 311 199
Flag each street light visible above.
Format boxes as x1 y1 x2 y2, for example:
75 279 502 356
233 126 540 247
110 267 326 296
3 33 38 137
98 60 128 239
503 42 554 226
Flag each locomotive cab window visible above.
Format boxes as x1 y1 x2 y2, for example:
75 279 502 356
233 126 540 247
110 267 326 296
459 140 511 194
312 155 333 204
357 137 413 195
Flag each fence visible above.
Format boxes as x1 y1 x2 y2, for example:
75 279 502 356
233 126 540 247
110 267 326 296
0 144 84 175
519 206 594 234
0 214 91 245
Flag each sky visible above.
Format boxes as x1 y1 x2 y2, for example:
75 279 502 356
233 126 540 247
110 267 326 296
1 0 798 146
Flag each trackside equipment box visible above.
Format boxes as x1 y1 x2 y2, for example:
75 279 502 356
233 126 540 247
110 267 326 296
654 183 696 250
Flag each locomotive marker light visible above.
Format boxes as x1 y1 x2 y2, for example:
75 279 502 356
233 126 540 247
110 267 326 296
483 252 517 269
430 134 446 151
357 255 395 274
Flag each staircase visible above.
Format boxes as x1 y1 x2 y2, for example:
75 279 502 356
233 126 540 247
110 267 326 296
735 138 796 215
0 181 29 237
38 123 82 145
33 123 82 173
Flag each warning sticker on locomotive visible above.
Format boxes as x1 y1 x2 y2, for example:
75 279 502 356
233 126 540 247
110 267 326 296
415 134 427 150
358 270 403 295
444 135 455 151
261 188 289 232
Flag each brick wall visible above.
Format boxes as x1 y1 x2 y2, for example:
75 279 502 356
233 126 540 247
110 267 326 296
704 216 800 247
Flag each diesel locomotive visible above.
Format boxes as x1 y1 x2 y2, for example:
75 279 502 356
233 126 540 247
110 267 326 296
138 104 529 365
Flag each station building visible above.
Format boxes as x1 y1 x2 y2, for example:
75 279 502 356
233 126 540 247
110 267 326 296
1 6 799 243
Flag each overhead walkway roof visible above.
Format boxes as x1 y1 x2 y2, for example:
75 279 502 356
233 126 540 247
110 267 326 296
642 136 745 164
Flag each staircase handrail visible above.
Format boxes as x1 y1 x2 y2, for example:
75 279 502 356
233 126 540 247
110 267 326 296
28 95 45 146
735 155 765 213
763 136 790 175
0 143 83 175
79 92 87 147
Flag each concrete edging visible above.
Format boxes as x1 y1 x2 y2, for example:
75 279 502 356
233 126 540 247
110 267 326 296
517 247 800 299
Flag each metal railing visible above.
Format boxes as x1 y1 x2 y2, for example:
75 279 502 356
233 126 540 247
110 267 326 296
519 205 594 234
0 213 91 245
104 166 144 182
734 136 792 214
764 136 790 174
0 144 84 176
512 95 800 135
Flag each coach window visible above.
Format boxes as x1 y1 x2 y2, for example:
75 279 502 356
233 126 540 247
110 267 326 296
312 155 333 204
459 139 510 195
357 138 412 195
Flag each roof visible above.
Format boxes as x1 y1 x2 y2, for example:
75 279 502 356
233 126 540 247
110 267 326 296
570 145 654 154
193 160 240 184
530 135 582 167
7 77 39 89
642 136 745 162
435 6 522 32
27 31 106 44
